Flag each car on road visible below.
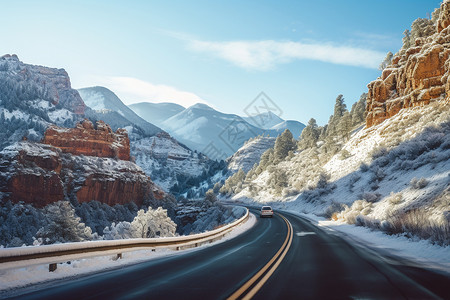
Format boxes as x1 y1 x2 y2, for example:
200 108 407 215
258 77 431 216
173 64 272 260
260 206 274 218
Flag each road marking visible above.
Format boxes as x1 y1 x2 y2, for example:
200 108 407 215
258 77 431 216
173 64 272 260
295 231 316 237
227 213 293 300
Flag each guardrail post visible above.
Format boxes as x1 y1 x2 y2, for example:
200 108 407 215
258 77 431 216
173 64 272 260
49 263 57 272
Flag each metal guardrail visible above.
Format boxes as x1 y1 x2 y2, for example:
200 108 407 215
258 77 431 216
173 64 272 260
0 207 249 272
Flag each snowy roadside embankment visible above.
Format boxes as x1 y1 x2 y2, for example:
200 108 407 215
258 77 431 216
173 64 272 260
286 211 450 275
0 210 256 295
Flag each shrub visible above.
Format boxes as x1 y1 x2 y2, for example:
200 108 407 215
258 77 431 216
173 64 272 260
386 192 403 205
361 192 381 203
381 209 450 246
339 149 351 160
323 201 346 219
410 177 429 189
359 163 369 172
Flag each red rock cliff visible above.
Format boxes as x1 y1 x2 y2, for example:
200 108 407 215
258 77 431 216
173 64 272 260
0 142 165 208
43 119 131 161
366 1 450 127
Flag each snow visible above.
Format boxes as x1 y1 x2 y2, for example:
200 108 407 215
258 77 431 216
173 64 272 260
48 108 73 124
223 101 450 271
77 89 105 110
289 211 450 274
0 210 256 295
228 136 276 173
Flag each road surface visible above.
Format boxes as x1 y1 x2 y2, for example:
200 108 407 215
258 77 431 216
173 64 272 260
6 208 449 299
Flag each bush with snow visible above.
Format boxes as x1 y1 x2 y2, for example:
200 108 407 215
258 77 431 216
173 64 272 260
337 200 373 224
386 192 403 205
103 206 176 240
410 177 429 189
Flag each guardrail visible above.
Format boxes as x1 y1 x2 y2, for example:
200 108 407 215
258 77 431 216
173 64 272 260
0 207 249 272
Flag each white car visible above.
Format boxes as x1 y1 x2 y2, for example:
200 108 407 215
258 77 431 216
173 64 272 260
260 206 274 218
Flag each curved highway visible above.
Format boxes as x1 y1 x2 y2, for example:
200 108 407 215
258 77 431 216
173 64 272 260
7 208 449 299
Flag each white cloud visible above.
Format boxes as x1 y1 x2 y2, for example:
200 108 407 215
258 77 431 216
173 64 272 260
188 39 386 70
93 76 208 107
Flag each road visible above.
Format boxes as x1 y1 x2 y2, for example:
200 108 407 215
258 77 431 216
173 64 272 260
7 208 450 299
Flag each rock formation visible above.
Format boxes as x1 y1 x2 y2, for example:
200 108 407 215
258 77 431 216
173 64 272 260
0 54 85 114
366 1 450 127
43 119 131 161
0 141 165 208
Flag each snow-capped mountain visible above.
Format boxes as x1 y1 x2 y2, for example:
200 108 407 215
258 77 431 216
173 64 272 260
161 103 281 158
77 87 226 193
129 102 185 128
270 120 306 139
78 86 162 136
0 54 85 150
242 111 284 129
227 136 276 173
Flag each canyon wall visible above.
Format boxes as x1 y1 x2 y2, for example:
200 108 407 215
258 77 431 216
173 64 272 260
43 119 130 161
366 1 450 127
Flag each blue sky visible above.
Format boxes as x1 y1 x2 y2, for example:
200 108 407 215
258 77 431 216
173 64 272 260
2 0 442 125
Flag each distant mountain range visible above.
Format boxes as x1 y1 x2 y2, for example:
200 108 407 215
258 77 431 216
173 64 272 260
129 102 185 128
129 101 305 157
78 86 162 136
78 86 305 159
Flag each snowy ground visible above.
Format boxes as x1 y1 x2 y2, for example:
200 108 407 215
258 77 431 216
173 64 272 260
0 212 256 296
286 210 450 275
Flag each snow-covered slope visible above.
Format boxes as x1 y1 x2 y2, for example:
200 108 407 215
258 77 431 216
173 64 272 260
270 120 306 139
228 136 276 173
129 102 185 128
230 101 450 246
0 55 84 150
242 111 284 129
161 103 279 158
131 132 209 191
78 86 161 136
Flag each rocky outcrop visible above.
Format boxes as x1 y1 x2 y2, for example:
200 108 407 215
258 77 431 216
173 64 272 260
0 141 165 208
0 142 64 207
0 54 85 114
227 136 276 173
43 119 131 161
366 1 450 127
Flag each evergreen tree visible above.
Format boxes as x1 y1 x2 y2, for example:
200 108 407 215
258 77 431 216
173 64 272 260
298 118 319 149
379 52 393 70
274 129 296 161
37 201 92 244
338 111 352 141
350 93 367 126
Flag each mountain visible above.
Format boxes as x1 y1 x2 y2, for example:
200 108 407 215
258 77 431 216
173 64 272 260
77 87 225 194
242 111 284 129
270 120 306 139
161 103 277 158
219 2 450 248
129 102 185 128
0 54 85 150
227 136 276 173
78 86 162 136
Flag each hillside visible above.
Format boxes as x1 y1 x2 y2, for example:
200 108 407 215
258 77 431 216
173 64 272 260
161 103 281 158
129 102 185 128
227 136 276 174
219 2 450 247
78 86 162 136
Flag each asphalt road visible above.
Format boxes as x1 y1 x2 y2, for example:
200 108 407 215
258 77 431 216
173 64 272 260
7 209 450 300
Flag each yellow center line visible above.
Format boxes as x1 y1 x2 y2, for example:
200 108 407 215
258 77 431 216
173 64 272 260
227 214 293 300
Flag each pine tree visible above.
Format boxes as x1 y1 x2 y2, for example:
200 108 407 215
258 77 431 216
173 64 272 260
299 118 320 149
379 52 393 71
274 129 296 161
338 111 352 141
350 93 367 126
37 201 92 244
